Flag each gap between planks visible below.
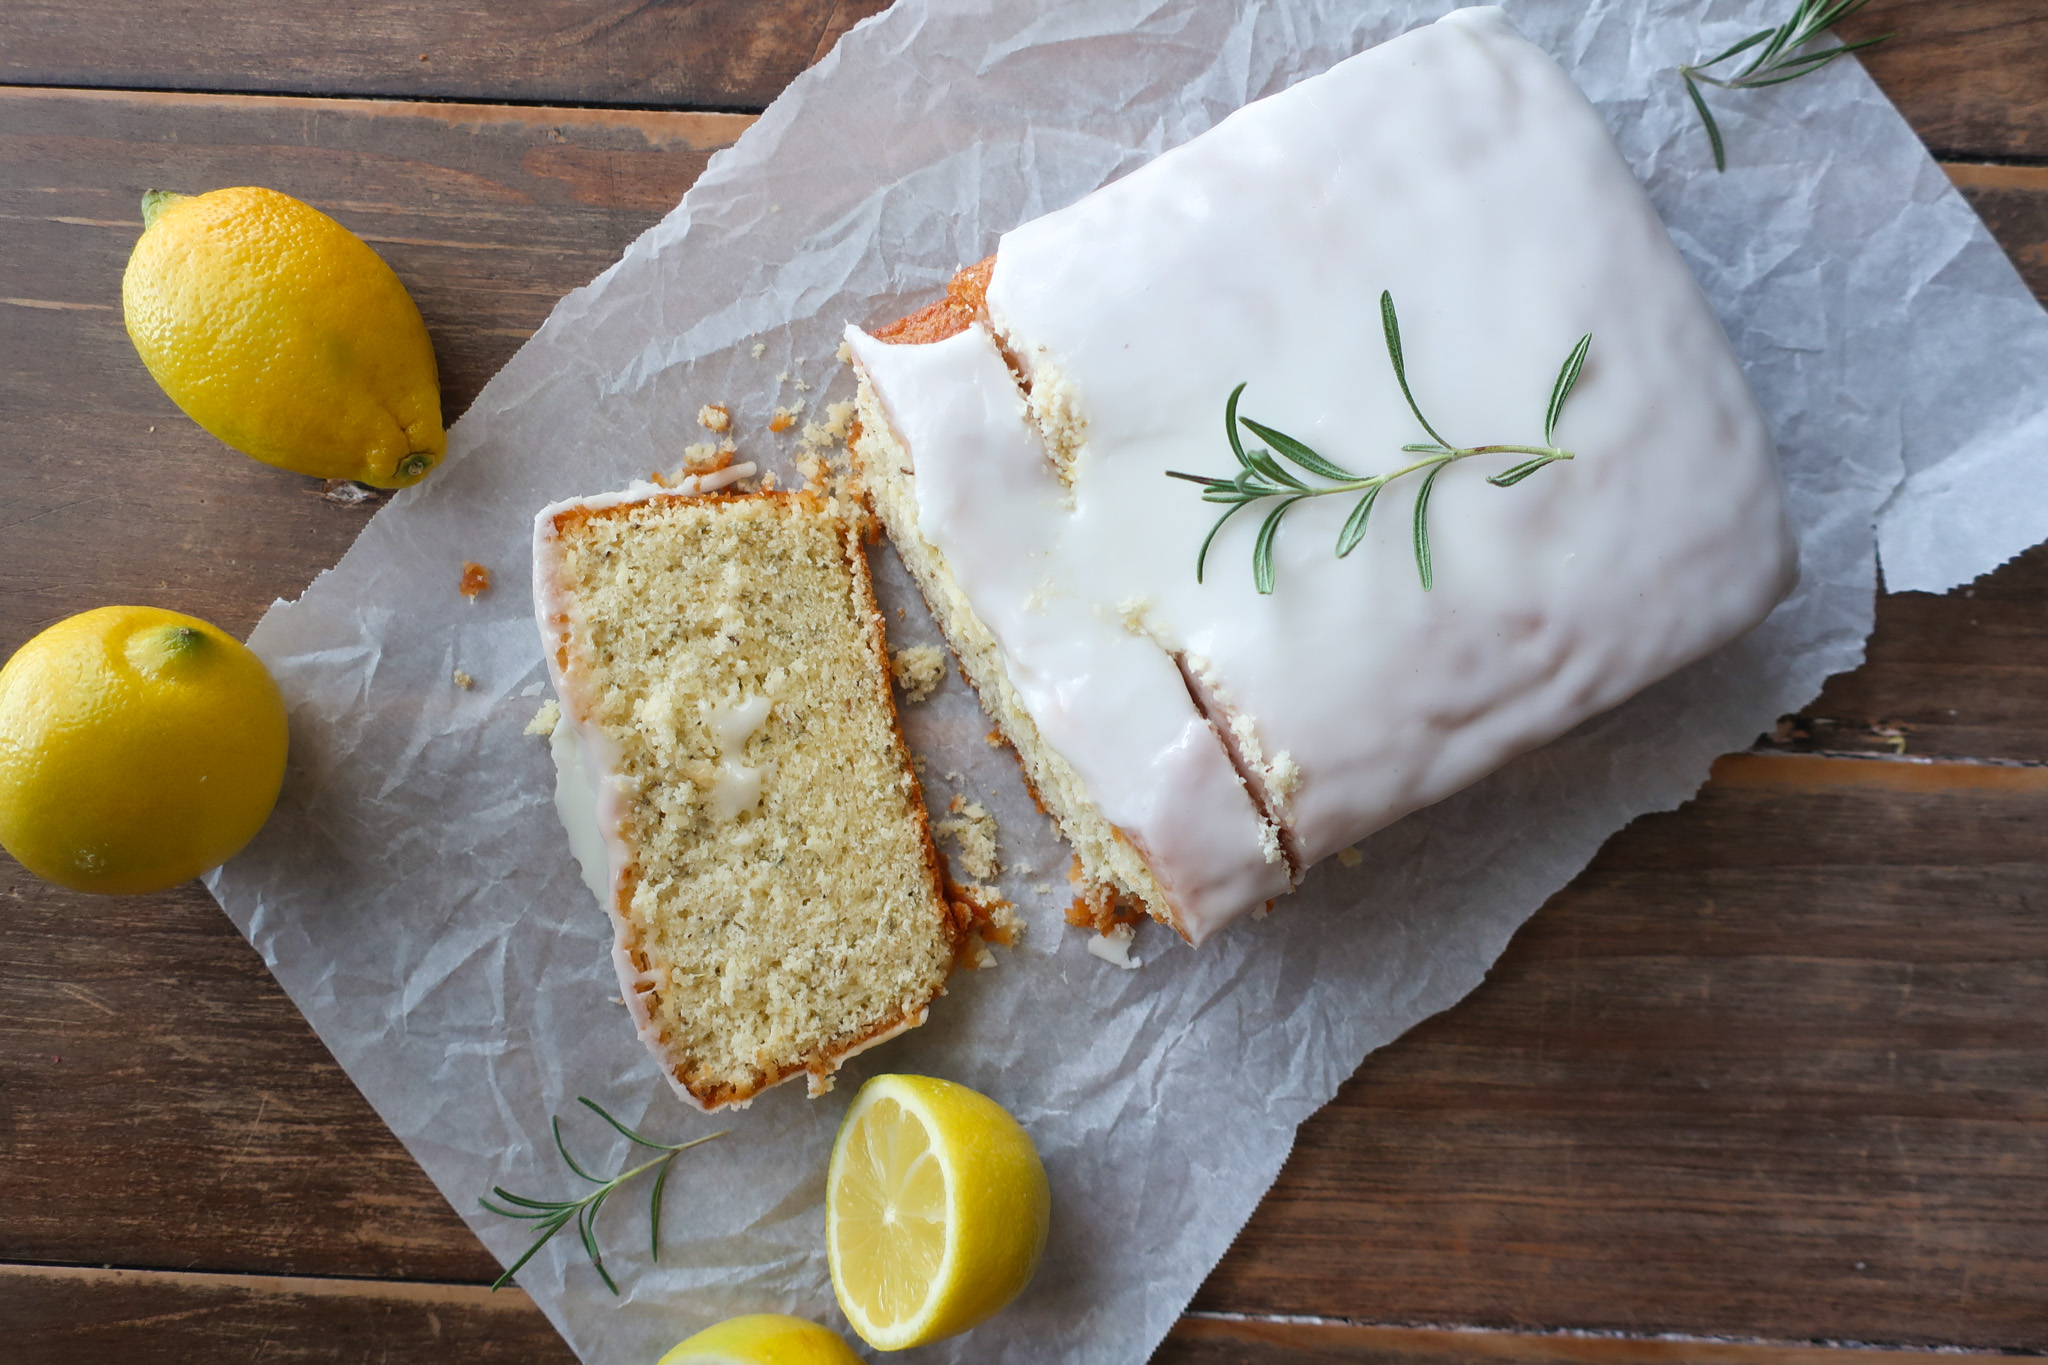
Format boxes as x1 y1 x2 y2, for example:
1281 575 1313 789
0 1260 531 1308
0 82 755 149
10 1266 2030 1363
2 81 2041 190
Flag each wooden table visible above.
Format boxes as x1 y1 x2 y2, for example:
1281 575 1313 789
5 3 2045 1360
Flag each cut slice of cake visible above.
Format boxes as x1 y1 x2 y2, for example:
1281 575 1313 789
844 7 1798 946
532 473 960 1110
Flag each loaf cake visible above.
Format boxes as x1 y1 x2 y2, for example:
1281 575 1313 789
532 472 959 1110
844 7 1798 945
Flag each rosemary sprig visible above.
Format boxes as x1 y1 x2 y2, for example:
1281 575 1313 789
1679 0 1892 171
479 1097 725 1294
1167 291 1591 593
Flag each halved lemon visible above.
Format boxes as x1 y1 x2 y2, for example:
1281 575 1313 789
826 1074 1050 1351
657 1313 862 1364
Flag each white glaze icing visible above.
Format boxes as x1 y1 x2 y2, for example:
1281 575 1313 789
845 324 1292 943
850 8 1796 938
546 710 609 908
704 695 772 821
1086 923 1143 970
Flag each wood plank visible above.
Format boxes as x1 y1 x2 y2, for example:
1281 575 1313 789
1 0 891 113
0 86 742 1282
2 39 2046 1364
3 1264 573 1365
1157 1316 2025 1365
1764 541 2048 763
1842 0 2048 162
0 86 746 650
3 0 2041 162
1195 767 2048 1349
10 1267 2029 1365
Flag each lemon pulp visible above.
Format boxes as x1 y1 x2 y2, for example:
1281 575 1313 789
826 1074 1049 1351
834 1095 950 1330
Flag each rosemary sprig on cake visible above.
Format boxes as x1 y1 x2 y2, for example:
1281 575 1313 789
480 1097 725 1294
1679 0 1892 172
1167 291 1591 593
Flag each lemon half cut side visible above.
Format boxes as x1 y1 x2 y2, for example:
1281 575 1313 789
826 1074 1050 1351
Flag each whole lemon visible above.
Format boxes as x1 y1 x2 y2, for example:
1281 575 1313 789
657 1313 864 1364
0 607 289 895
122 186 446 487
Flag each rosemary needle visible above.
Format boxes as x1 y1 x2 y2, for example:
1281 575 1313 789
1166 291 1591 594
1679 0 1893 172
480 1097 725 1294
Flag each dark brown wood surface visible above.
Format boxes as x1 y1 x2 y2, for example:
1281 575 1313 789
4 3 2047 1361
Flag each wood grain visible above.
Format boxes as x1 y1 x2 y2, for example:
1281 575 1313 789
0 86 746 652
1157 1317 2028 1365
4 0 2040 161
4 8 2048 1361
1 0 892 113
1765 541 2048 763
2 1264 574 1365
1196 762 2048 1348
1843 0 2048 162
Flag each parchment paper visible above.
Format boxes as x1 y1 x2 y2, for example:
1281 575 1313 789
206 2 2048 1361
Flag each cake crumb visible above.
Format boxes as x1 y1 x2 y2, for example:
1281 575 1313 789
683 440 736 474
1031 882 1053 896
1337 846 1363 868
891 645 946 702
836 338 853 365
697 403 731 432
985 728 1005 748
750 342 766 359
1087 922 1142 970
526 699 562 736
769 400 805 433
453 670 475 690
912 754 928 773
1065 882 1144 934
934 798 999 881
949 880 1020 948
459 561 490 598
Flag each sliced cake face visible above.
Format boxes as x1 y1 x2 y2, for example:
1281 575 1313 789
533 490 957 1110
848 7 1797 942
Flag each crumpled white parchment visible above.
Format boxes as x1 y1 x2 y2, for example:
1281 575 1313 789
206 2 2048 1361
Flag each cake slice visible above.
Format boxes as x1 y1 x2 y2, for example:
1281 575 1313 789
532 474 960 1110
844 7 1798 945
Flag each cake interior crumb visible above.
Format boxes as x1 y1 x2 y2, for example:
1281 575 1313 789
934 795 999 882
891 644 946 703
526 699 562 736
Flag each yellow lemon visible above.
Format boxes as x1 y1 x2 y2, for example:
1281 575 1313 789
826 1074 1050 1351
0 606 288 895
122 186 445 487
657 1314 863 1364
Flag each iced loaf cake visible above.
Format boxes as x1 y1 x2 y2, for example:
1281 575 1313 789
533 473 960 1110
845 8 1798 945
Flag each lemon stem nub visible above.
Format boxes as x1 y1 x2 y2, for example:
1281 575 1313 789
140 190 187 230
167 626 203 653
399 454 430 480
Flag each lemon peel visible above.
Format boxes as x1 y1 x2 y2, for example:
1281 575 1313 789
122 185 445 488
657 1314 863 1364
0 606 287 895
826 1074 1049 1351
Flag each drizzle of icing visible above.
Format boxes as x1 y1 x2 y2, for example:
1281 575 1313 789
704 695 772 822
